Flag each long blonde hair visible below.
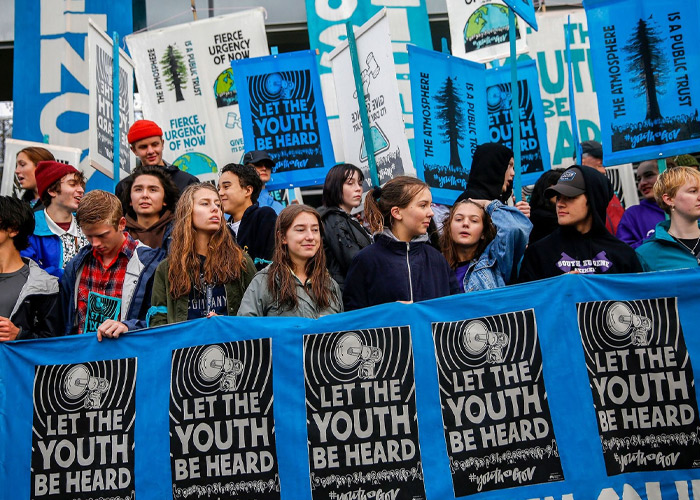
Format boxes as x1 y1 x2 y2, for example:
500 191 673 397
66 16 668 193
168 183 245 298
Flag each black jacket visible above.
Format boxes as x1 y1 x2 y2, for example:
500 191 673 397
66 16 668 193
115 161 199 198
10 259 62 340
456 143 514 204
236 203 277 269
318 206 372 291
519 165 641 282
343 231 459 311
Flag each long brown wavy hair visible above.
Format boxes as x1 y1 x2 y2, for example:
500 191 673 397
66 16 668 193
440 200 497 269
168 183 245 298
364 176 429 234
267 204 336 311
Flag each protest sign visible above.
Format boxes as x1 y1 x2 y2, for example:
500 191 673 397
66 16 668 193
232 51 335 190
85 292 121 334
486 60 550 187
1 139 82 198
12 0 132 191
585 0 700 164
3 269 700 500
126 9 269 180
502 0 538 31
329 10 415 189
306 0 431 157
87 20 135 178
446 0 528 63
408 46 488 204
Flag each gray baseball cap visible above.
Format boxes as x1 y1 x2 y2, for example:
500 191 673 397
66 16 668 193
545 167 586 198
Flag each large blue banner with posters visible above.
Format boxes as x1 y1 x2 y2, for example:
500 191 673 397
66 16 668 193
3 270 700 499
486 60 551 187
408 46 488 205
585 0 700 165
232 51 336 190
13 0 133 192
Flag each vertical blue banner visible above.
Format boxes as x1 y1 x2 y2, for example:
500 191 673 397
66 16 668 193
486 60 551 187
502 0 538 31
13 0 133 191
585 0 700 164
232 51 336 190
408 46 488 205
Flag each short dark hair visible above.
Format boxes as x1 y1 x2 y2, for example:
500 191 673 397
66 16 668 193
221 163 263 203
0 196 35 251
119 165 180 219
321 163 365 208
41 171 86 208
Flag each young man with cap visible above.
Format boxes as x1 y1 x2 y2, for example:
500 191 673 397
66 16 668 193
242 150 285 214
218 163 277 269
60 190 163 340
518 165 641 282
21 161 88 278
116 119 199 197
579 140 625 234
0 196 62 341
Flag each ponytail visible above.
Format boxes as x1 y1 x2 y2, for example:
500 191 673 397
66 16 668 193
363 176 429 234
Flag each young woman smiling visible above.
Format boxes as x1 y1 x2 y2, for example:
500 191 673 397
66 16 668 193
149 184 256 325
318 164 372 290
441 198 531 292
343 176 458 310
637 167 700 271
616 160 667 248
238 204 343 318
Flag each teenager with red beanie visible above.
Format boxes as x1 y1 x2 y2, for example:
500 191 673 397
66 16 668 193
115 119 198 198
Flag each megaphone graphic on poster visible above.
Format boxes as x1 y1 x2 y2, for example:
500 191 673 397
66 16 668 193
462 320 509 364
198 345 244 392
606 302 652 346
63 364 110 409
334 332 383 380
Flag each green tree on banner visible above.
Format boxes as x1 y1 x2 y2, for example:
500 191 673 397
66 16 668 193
434 77 465 168
160 44 188 102
623 17 668 121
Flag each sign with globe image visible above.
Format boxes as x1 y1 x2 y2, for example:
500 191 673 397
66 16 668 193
173 152 218 183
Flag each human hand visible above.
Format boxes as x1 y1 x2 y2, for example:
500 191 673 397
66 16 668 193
468 198 490 208
514 200 531 218
0 316 20 341
97 320 129 342
206 311 219 318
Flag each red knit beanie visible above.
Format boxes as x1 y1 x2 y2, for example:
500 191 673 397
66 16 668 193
35 161 80 199
127 120 163 144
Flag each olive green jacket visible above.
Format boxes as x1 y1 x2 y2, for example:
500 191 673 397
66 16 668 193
149 255 256 327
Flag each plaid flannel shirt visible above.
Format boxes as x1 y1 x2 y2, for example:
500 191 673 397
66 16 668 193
76 234 138 334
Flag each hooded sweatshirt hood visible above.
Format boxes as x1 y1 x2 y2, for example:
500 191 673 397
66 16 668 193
457 143 514 203
571 165 614 235
125 210 174 249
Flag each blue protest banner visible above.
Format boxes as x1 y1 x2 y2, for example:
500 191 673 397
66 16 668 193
408 45 488 205
3 270 700 499
12 0 133 192
232 51 336 190
501 0 538 31
585 0 700 165
486 60 551 187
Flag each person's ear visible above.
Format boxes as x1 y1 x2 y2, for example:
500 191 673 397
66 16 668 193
661 193 674 210
117 217 127 232
245 185 254 198
390 206 402 221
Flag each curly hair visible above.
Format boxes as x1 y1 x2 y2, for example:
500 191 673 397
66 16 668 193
168 184 245 298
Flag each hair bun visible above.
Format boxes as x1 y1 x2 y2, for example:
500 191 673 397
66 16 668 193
372 186 382 200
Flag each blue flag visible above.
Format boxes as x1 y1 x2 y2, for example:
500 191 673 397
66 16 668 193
486 60 551 186
408 45 488 205
585 0 700 164
232 51 336 190
502 0 539 31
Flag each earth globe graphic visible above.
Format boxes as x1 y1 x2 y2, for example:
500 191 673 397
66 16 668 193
465 3 511 38
265 73 284 96
173 152 218 177
213 68 237 105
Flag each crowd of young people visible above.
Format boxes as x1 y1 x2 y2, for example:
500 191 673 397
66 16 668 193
2 120 699 342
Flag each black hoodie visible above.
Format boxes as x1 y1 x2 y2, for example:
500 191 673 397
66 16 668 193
456 143 513 204
518 165 641 282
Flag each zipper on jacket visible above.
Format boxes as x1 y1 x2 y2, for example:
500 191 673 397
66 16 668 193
405 242 414 303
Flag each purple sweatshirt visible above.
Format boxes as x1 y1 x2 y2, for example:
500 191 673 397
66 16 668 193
616 198 665 249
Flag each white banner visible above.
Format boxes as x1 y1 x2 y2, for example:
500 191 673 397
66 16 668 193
1 139 82 197
88 20 135 179
125 9 269 178
447 0 528 63
329 10 415 187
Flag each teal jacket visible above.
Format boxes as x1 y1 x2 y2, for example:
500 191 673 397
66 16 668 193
636 220 700 271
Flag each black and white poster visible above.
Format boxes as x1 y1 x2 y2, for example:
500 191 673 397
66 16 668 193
170 339 281 499
31 358 137 499
304 327 425 500
577 298 700 475
432 310 564 496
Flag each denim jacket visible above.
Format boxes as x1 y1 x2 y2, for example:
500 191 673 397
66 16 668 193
461 200 531 292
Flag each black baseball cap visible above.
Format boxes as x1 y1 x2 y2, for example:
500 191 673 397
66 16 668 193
243 150 275 167
580 140 603 160
545 167 586 198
